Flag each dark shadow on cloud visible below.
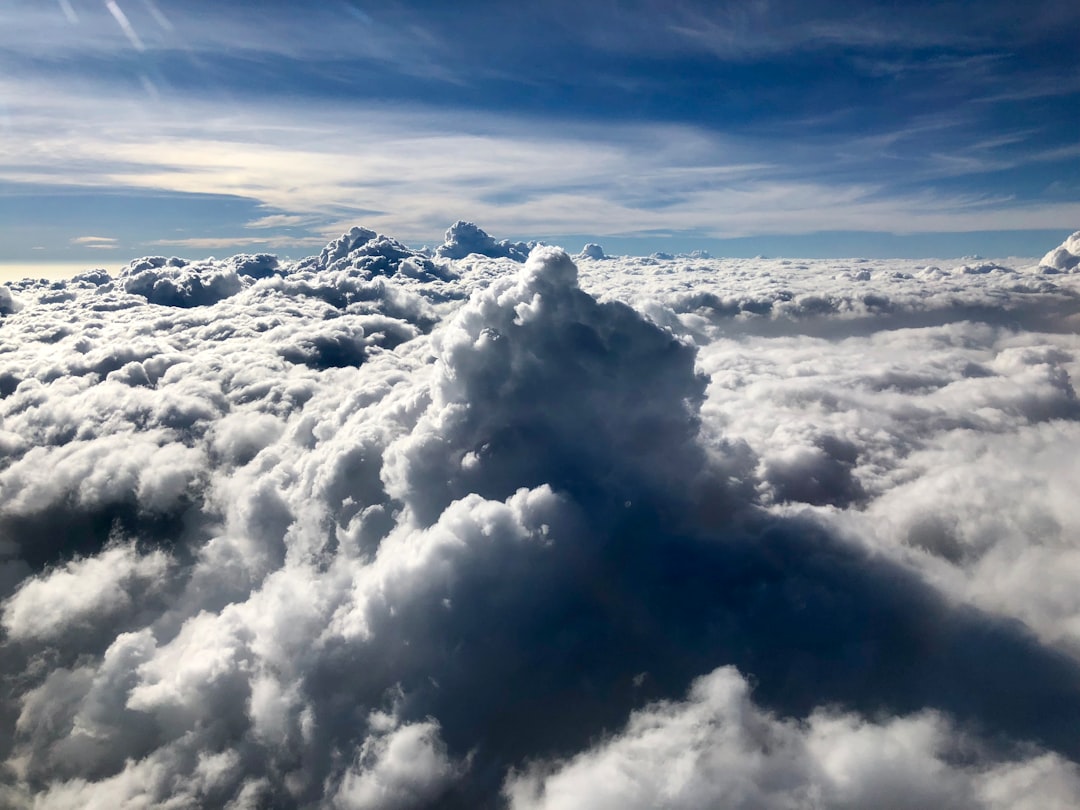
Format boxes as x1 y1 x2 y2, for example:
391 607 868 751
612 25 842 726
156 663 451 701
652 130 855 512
0 496 207 573
297 247 1080 805
277 321 371 370
0 286 19 316
0 372 20 399
761 435 867 507
300 484 1080 807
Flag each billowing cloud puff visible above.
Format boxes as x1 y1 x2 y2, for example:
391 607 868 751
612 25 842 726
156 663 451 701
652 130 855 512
1041 231 1080 273
506 666 1080 810
2 225 1080 808
119 256 245 307
306 226 454 283
332 717 461 810
0 285 19 316
381 246 708 525
2 543 170 644
229 253 284 280
577 243 605 260
436 220 533 262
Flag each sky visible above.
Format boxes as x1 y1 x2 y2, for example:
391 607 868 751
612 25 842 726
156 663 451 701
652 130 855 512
2 0 1080 267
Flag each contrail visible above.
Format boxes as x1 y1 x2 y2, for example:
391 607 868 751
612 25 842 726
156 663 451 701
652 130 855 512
140 0 174 31
105 0 145 51
58 0 79 24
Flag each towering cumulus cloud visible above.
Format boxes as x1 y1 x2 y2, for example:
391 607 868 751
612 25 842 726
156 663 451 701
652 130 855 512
436 221 534 262
3 227 1080 807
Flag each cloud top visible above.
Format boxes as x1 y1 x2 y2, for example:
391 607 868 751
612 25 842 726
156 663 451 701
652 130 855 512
1041 231 1080 273
436 221 534 262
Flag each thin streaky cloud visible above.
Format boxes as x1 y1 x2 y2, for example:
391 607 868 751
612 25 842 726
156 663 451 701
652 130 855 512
104 0 145 51
149 235 328 250
57 0 78 24
138 0 174 32
1 76 1077 252
244 214 322 230
71 236 118 245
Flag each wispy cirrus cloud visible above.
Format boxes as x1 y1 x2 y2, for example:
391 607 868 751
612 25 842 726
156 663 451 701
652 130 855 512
149 234 327 250
103 0 145 52
1 0 1077 261
71 235 118 248
3 73 1079 258
244 214 321 230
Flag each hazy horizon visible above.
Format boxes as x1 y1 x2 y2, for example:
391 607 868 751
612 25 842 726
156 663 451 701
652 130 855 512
0 223 1067 285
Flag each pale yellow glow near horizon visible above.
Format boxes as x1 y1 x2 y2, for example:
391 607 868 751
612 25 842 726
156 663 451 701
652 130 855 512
0 262 116 283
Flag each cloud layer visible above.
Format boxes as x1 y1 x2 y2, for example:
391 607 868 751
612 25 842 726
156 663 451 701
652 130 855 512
2 228 1080 807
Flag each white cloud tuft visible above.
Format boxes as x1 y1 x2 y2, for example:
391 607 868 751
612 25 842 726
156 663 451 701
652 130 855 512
332 719 461 810
1041 231 1080 273
2 544 170 642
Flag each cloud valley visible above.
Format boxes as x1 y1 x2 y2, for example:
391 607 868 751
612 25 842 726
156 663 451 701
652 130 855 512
2 223 1080 808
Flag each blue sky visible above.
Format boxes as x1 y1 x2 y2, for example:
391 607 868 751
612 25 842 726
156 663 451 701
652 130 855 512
2 0 1079 265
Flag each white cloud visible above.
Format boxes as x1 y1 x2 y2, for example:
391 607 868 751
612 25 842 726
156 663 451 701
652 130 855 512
2 544 170 643
104 0 145 51
71 236 118 249
149 235 328 250
243 214 322 230
505 666 1080 810
332 719 461 810
1042 231 1080 272
1 229 1080 807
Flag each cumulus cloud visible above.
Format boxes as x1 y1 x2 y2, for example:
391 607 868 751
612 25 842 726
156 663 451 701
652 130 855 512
577 243 606 260
505 666 1080 810
435 221 534 262
118 256 245 307
381 245 708 525
0 285 19 315
2 544 170 644
3 226 1080 808
332 716 462 810
1041 230 1080 273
